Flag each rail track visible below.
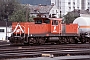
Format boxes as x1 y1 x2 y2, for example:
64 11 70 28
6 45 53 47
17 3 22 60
0 43 90 59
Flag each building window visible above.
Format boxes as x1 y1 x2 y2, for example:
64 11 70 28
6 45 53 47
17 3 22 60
77 7 79 8
69 7 71 9
60 7 61 9
73 2 75 5
0 29 4 32
88 2 90 5
56 10 58 13
88 7 89 9
68 2 71 5
73 6 75 9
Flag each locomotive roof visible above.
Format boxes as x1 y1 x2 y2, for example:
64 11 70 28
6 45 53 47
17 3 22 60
49 18 62 20
33 17 50 20
33 17 62 21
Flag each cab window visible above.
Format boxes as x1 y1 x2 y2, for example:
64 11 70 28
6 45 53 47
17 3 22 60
52 20 58 25
35 20 42 24
44 19 50 24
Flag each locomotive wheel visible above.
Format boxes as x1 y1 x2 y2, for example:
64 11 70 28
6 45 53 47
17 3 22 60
69 37 75 44
38 38 45 45
61 37 65 44
81 39 86 44
58 37 62 44
64 38 68 43
28 38 37 44
74 40 78 44
89 40 90 43
85 37 90 43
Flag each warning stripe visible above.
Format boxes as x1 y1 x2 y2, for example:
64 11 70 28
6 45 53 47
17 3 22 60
79 26 90 28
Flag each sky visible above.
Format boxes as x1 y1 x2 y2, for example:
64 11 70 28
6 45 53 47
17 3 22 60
20 0 51 5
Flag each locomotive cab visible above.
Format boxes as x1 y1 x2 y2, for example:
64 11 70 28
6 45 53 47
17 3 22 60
50 18 62 34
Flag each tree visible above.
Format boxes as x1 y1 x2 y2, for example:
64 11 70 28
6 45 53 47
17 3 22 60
9 4 34 22
0 0 20 21
9 9 26 22
29 16 35 22
64 10 80 24
0 0 34 22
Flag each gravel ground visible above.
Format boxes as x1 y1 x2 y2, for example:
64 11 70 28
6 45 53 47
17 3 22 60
6 55 90 60
0 40 10 45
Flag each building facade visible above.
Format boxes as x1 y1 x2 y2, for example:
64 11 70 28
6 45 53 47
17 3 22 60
0 27 11 40
0 21 12 40
27 4 60 18
51 0 90 15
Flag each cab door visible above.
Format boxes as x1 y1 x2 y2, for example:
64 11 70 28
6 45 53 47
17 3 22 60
51 20 61 34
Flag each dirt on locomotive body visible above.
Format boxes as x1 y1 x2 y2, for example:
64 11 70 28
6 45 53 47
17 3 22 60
8 17 90 45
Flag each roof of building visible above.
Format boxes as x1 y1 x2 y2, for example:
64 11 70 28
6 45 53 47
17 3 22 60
0 21 12 27
80 10 90 14
74 9 90 14
29 5 53 14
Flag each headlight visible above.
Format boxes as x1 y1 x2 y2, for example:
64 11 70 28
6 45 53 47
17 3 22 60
31 34 32 36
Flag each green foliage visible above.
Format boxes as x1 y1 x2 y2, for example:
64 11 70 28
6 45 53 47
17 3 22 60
64 10 80 24
29 16 35 22
9 6 35 22
9 9 26 22
0 0 34 22
0 0 20 21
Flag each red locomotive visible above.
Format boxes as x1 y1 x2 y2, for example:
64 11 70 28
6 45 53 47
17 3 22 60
8 17 90 45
